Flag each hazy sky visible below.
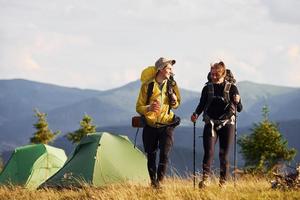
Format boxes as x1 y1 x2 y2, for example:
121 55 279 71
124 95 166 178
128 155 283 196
1 0 300 91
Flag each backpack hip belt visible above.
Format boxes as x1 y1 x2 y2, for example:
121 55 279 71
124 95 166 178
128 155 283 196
204 115 235 137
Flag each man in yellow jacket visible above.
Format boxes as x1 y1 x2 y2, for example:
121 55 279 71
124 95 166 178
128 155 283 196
136 57 181 188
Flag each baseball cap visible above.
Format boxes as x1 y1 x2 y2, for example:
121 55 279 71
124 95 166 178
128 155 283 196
155 57 176 70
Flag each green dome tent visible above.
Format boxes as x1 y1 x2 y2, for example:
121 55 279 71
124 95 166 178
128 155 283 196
42 132 149 187
0 144 67 189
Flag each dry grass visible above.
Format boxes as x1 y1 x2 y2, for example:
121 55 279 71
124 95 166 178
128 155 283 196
0 176 299 200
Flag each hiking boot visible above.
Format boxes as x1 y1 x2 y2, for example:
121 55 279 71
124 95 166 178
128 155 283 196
218 179 227 188
151 180 161 189
198 179 210 189
198 174 210 189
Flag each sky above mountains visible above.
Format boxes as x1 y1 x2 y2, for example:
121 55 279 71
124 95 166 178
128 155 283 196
1 0 300 91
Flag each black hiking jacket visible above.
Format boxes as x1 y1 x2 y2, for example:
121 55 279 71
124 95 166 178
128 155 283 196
194 82 243 120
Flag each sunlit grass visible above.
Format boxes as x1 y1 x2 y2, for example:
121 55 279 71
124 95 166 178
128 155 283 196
0 176 299 200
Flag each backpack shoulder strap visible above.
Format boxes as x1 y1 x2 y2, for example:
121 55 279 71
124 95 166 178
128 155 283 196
223 81 232 103
146 81 154 105
166 79 175 114
207 82 214 104
204 82 214 115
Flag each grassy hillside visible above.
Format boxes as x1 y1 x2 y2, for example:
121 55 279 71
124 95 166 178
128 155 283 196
0 177 299 200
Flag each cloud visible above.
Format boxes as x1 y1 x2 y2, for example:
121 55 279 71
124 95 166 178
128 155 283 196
287 45 300 59
120 0 268 29
208 50 260 81
286 45 300 85
253 44 300 87
261 0 300 25
34 32 92 54
22 52 41 71
1 0 300 90
0 50 41 82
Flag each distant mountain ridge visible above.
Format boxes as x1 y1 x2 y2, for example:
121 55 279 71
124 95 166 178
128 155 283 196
0 79 102 125
0 78 299 153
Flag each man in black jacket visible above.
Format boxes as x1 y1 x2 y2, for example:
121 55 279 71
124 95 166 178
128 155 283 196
191 61 242 188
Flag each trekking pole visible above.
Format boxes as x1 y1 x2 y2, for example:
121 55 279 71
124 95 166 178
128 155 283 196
134 128 139 148
193 121 196 189
233 105 237 187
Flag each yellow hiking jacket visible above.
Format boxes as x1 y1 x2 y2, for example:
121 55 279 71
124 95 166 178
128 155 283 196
136 66 181 128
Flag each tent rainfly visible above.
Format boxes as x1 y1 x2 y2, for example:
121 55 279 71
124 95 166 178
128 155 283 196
42 132 149 187
0 144 67 189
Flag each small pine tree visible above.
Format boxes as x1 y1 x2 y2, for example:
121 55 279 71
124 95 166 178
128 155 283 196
238 106 297 174
67 114 97 144
30 109 60 144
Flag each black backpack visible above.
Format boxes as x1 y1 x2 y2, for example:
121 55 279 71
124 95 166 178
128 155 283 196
204 69 236 120
207 69 236 84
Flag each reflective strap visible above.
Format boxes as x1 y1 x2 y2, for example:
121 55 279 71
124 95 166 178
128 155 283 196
208 117 234 136
209 120 216 137
215 119 229 131
230 115 235 125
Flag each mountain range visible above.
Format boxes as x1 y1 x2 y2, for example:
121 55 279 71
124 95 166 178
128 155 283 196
0 79 299 173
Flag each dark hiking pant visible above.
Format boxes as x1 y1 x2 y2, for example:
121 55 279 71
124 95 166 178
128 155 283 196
142 125 174 183
202 123 234 182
